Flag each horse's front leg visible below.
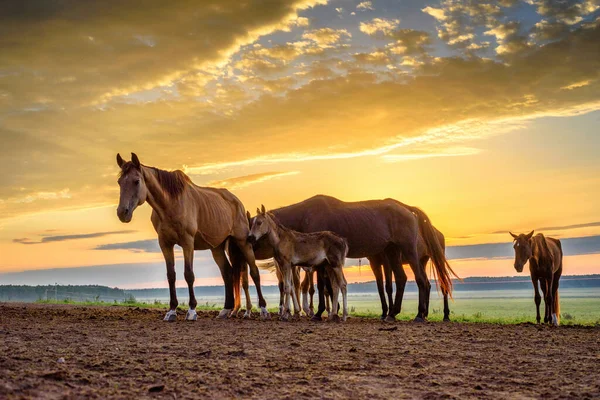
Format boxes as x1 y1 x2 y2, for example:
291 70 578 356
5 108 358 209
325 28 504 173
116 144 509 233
280 262 294 321
182 238 198 321
531 275 541 324
159 239 178 322
540 277 550 323
236 239 270 319
242 268 253 319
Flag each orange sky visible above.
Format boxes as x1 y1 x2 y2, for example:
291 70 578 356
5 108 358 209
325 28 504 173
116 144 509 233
1 0 600 287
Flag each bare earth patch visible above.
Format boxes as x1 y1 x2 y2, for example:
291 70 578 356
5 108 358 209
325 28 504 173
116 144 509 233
0 303 599 399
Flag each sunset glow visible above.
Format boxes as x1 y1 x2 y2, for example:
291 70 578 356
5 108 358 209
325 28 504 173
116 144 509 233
1 0 600 288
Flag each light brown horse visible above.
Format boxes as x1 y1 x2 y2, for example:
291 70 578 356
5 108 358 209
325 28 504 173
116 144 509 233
511 231 562 326
248 205 349 321
115 153 270 321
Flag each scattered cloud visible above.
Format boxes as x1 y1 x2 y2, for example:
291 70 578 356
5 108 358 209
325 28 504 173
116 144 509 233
13 230 135 245
207 171 300 190
356 1 374 11
94 239 161 253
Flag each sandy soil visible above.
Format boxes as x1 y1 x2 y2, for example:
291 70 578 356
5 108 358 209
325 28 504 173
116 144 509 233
0 303 599 399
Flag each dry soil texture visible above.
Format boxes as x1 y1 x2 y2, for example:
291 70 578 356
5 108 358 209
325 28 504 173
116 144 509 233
1 303 599 399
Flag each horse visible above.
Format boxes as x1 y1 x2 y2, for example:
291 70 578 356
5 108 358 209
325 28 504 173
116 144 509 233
115 153 270 321
248 205 349 321
511 231 563 326
241 195 455 322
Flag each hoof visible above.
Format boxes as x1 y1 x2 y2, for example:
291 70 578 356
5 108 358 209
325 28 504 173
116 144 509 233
311 315 323 322
260 307 271 320
443 317 451 322
280 311 291 322
216 309 232 320
384 315 396 323
185 309 197 321
552 314 559 327
163 310 177 322
243 310 252 319
328 314 341 323
413 316 426 323
278 305 283 316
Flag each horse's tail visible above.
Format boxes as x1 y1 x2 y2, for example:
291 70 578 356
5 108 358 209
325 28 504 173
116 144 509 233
227 239 243 311
406 206 460 297
555 238 562 324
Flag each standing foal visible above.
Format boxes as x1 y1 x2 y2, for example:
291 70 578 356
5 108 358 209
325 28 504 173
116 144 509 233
248 205 349 321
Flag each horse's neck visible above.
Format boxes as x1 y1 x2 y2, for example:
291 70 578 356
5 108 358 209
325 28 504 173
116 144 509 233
531 236 550 264
267 220 291 249
141 166 169 214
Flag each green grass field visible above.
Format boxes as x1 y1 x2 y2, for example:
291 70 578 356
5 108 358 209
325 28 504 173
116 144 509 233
36 288 600 326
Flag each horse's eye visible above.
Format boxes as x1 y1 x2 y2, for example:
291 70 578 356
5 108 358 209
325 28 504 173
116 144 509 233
135 179 140 185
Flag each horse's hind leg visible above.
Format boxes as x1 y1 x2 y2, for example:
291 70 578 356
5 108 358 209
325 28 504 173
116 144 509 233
368 255 388 320
551 267 562 326
312 264 327 321
404 244 429 322
211 243 234 319
326 265 341 322
308 270 315 316
300 269 313 316
330 262 348 321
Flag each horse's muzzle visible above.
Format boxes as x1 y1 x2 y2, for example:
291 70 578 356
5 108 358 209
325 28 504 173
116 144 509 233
117 207 132 223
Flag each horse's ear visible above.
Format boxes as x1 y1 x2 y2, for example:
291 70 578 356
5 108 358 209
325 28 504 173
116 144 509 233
526 230 534 240
509 232 518 240
256 207 261 215
246 210 252 222
131 153 141 169
116 153 125 168
261 204 266 214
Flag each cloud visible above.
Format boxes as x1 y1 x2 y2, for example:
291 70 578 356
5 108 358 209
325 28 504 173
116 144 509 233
527 0 599 25
13 230 135 245
492 221 600 234
382 146 482 162
94 239 161 253
1 2 600 222
356 1 374 11
302 28 352 46
206 171 300 190
0 0 327 109
359 18 401 36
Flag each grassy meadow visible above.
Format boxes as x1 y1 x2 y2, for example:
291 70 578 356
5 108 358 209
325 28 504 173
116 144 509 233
36 288 600 326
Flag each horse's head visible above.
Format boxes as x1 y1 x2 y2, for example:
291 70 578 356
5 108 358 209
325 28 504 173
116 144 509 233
247 204 269 244
510 231 534 273
116 153 148 223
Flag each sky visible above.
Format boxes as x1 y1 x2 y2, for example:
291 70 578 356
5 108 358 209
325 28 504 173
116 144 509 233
1 0 600 289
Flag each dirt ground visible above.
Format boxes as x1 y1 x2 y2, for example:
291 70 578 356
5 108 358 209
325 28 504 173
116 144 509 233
0 303 599 399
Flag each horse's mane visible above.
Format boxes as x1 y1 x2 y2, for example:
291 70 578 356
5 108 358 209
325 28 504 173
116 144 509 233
151 167 191 198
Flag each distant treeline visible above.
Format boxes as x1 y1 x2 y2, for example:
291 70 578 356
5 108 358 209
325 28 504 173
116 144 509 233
0 285 131 302
127 274 600 299
1 275 599 302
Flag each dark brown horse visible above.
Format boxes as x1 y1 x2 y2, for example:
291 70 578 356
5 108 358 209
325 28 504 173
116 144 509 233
115 153 270 321
239 195 455 321
511 231 562 326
